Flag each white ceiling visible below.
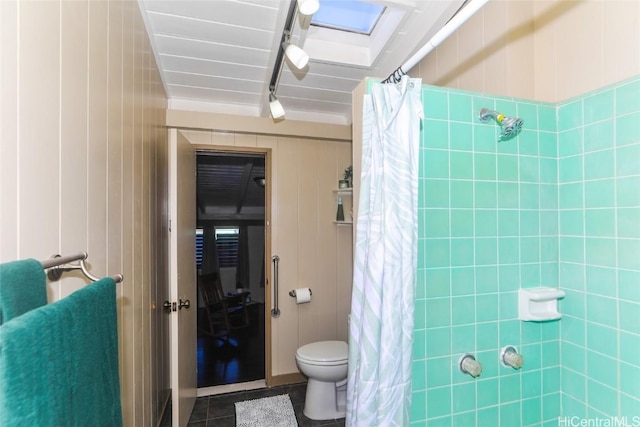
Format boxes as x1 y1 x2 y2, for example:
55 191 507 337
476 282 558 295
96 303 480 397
138 0 466 125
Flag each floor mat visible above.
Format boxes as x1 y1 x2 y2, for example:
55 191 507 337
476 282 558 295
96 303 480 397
234 394 297 427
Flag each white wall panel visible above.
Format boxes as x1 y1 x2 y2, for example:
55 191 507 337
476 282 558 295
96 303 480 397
59 0 89 298
168 84 263 104
141 0 278 31
147 12 273 50
18 2 60 272
0 0 19 262
120 2 137 423
603 1 640 86
0 1 169 425
155 35 270 67
414 0 639 103
296 139 320 346
87 0 109 292
160 55 267 82
107 0 124 288
165 70 264 91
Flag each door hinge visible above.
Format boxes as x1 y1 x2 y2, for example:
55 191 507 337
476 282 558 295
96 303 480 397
163 299 190 313
162 301 175 313
169 219 172 232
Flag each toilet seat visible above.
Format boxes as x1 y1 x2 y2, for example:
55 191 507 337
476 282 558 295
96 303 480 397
296 341 348 366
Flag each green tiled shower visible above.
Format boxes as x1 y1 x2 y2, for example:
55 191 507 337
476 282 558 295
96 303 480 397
411 75 640 426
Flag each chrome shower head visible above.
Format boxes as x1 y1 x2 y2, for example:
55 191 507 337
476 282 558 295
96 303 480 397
479 108 524 141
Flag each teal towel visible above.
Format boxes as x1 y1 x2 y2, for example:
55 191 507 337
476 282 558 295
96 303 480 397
0 259 47 324
0 278 123 427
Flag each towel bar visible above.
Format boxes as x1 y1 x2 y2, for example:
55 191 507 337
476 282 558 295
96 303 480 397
41 252 124 283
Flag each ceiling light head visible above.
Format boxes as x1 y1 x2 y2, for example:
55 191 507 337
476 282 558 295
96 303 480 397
283 42 309 70
297 0 319 16
269 92 285 119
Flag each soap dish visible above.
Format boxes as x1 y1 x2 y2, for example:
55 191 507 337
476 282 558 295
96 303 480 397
518 287 565 321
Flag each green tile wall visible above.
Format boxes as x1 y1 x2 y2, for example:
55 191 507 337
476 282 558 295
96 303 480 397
411 75 640 426
413 85 561 426
557 75 640 421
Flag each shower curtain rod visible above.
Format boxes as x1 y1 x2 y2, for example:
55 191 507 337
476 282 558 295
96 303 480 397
41 252 124 283
383 0 490 84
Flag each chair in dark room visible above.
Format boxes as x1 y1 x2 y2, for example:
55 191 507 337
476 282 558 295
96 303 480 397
198 272 251 341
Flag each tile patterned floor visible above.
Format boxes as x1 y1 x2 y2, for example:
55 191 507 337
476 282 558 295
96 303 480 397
162 382 346 427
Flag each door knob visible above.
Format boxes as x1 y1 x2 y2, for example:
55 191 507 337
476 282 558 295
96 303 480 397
178 299 191 310
162 301 173 313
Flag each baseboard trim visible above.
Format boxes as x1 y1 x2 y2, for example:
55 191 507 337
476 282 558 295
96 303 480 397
269 372 306 387
194 374 306 400
197 380 266 397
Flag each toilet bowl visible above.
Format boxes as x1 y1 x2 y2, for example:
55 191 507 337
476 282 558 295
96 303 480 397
295 340 348 420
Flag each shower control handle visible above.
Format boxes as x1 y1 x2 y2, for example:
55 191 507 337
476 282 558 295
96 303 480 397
501 346 523 369
459 354 482 378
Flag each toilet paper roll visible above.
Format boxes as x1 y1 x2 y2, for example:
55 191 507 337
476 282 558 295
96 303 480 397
294 288 312 304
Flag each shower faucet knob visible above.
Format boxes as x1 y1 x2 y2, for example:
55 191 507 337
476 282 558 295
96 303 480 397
459 354 482 378
501 346 524 369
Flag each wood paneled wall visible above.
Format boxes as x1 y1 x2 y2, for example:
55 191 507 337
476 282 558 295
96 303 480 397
412 0 640 103
0 2 169 426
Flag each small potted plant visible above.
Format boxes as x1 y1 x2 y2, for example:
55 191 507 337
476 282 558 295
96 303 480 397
339 165 352 189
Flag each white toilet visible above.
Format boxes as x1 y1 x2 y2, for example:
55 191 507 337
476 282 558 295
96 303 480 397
295 340 348 420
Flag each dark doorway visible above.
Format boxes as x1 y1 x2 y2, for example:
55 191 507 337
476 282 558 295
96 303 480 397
195 152 266 388
196 302 265 386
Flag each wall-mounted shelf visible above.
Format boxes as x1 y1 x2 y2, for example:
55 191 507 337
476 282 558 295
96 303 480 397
333 188 352 225
518 287 565 321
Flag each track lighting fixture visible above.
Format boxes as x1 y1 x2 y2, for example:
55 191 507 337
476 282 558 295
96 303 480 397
266 0 318 121
283 37 309 70
269 92 285 119
297 0 319 16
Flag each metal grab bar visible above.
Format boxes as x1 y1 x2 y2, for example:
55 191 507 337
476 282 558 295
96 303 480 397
271 255 280 317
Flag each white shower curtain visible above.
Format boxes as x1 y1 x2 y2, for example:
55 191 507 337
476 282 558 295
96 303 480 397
346 75 423 427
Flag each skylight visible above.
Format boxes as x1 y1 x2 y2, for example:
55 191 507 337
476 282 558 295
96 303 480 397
302 0 406 68
310 0 385 35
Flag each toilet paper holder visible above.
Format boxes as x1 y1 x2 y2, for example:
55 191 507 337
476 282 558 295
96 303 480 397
289 289 312 297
